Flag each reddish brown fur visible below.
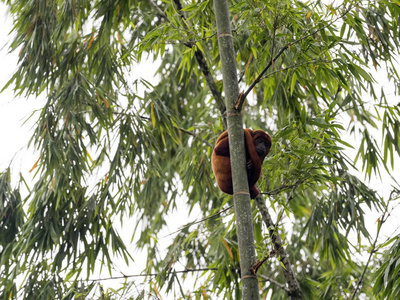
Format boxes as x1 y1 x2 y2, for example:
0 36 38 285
211 129 272 199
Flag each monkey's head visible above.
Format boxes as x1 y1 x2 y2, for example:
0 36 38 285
252 130 272 160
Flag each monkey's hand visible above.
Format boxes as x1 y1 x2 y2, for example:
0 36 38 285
246 159 253 171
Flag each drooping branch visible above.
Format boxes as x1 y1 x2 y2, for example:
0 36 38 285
259 274 290 293
350 189 400 299
168 0 226 117
113 111 213 147
157 181 306 241
87 267 218 282
260 59 334 81
254 194 302 300
177 127 213 147
148 0 168 19
158 205 234 240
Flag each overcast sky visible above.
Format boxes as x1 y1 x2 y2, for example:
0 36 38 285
0 3 44 178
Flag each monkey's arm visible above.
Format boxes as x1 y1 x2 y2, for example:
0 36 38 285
244 129 262 185
214 131 230 157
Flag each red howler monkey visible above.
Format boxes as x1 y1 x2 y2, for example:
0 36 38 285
211 129 272 199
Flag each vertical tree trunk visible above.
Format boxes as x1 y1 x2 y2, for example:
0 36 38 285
213 1 260 299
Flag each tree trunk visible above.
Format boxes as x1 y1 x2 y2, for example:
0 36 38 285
213 1 259 299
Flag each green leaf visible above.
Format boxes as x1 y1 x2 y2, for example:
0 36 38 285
151 102 156 127
290 72 297 96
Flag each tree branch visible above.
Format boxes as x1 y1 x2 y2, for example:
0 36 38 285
254 194 302 299
148 0 169 20
192 47 226 117
159 205 234 240
172 0 226 119
260 59 334 81
259 274 290 293
237 3 354 111
147 0 225 121
113 111 213 147
178 127 213 148
87 268 218 282
350 189 400 299
261 181 305 197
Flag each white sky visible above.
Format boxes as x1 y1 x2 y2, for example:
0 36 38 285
0 5 42 174
1 2 400 299
0 3 197 298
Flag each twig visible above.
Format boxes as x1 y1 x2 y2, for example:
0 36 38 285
159 205 234 239
238 53 253 83
249 249 276 274
350 189 400 299
237 4 354 111
148 0 169 20
172 0 185 18
87 268 218 282
113 111 213 147
261 177 305 229
261 181 305 196
254 194 302 299
260 59 334 81
259 274 290 293
147 0 225 120
274 183 300 227
178 127 213 147
173 0 226 117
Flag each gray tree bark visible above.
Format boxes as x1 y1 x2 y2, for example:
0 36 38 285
213 1 259 299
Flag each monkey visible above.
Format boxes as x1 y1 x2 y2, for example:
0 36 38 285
211 129 272 199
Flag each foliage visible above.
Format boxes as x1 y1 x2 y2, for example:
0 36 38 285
1 0 400 299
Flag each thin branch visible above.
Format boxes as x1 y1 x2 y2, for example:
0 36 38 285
147 0 225 120
249 249 277 275
260 59 334 81
87 268 218 282
192 48 226 117
260 177 306 233
350 221 383 299
350 189 400 299
254 194 302 299
269 17 277 69
191 32 217 43
237 3 354 111
113 111 213 147
159 205 234 239
173 0 226 117
261 180 305 197
269 138 322 229
274 182 302 227
259 274 290 293
172 0 185 18
148 0 169 20
178 127 213 147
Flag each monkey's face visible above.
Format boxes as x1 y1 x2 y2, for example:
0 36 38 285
254 138 271 160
